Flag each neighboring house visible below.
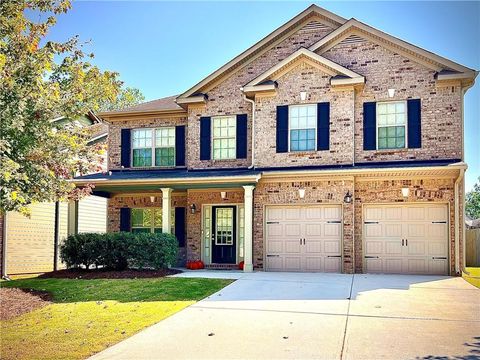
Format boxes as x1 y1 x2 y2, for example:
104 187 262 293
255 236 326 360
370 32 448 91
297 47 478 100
0 112 109 276
75 5 477 275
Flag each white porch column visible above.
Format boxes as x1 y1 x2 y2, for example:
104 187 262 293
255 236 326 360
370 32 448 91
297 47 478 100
161 188 172 233
243 185 255 272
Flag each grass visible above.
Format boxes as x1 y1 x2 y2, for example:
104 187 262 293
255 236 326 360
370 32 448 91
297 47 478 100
463 267 480 288
0 277 233 360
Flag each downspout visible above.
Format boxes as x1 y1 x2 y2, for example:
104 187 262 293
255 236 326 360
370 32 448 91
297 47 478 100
454 167 465 275
242 90 256 169
53 201 60 271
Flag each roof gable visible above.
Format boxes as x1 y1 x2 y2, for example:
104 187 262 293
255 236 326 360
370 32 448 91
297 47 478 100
177 5 347 100
243 48 364 90
309 19 476 75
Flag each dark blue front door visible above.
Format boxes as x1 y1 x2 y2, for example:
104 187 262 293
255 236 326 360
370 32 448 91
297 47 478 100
212 206 236 264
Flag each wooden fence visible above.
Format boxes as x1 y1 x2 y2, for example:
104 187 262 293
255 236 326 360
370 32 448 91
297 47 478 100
466 228 480 267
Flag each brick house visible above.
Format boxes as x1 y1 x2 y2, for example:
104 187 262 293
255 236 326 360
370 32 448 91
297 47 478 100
75 5 477 275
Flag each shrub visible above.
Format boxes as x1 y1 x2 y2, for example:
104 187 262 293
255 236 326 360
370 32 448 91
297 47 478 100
60 232 178 270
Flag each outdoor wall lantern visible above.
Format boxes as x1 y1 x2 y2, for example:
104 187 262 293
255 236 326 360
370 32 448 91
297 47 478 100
343 191 353 204
150 196 155 203
190 203 197 214
401 187 410 198
388 88 395 98
300 91 307 101
221 191 227 200
298 188 306 199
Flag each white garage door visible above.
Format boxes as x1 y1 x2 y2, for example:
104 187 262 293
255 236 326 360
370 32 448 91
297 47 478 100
364 204 449 275
265 205 342 272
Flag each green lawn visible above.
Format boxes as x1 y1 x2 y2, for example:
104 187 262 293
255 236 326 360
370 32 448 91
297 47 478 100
0 277 233 360
463 267 480 288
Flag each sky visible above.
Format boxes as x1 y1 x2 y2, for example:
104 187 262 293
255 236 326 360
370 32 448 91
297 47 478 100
45 1 479 190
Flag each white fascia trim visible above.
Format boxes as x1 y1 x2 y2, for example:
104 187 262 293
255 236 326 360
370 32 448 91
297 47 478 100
73 174 262 186
436 71 478 81
309 19 475 74
175 95 207 105
242 84 277 94
178 5 347 99
330 77 365 86
244 48 362 87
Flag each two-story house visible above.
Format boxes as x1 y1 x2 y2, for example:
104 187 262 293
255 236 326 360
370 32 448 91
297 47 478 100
75 5 477 275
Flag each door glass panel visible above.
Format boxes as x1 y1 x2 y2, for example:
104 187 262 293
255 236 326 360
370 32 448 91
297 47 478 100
215 208 234 246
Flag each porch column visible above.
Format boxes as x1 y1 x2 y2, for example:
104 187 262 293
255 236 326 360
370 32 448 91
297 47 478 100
161 188 172 233
243 185 255 272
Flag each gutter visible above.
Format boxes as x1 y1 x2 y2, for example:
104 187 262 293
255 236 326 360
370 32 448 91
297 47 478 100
242 91 256 169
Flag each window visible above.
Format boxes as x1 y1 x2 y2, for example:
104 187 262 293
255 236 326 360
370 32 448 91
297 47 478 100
132 128 175 167
289 104 316 151
132 129 153 167
155 128 175 166
212 116 236 160
377 101 407 149
130 208 175 233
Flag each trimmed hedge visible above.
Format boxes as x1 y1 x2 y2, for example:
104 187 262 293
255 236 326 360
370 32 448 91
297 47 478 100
60 232 178 270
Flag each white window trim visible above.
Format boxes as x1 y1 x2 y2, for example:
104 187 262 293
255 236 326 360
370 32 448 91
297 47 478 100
288 104 317 152
211 115 237 160
131 127 176 168
376 100 408 150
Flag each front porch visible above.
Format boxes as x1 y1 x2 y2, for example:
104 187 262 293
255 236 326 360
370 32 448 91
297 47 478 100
78 169 260 272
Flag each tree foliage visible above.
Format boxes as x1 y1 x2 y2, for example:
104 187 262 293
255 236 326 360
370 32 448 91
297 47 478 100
0 0 122 215
99 86 145 112
466 177 480 219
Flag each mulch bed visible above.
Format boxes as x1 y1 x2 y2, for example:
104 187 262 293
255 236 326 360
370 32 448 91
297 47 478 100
0 288 52 321
38 268 182 279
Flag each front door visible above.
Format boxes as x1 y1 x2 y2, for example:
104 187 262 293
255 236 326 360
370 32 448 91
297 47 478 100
212 206 236 264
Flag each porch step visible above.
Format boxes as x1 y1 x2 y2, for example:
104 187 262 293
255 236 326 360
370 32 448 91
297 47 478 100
205 264 239 270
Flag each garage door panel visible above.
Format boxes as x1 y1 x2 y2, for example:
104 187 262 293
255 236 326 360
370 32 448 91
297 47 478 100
324 257 341 272
285 240 302 254
385 241 402 255
285 224 301 236
364 204 448 275
265 205 342 272
324 223 341 237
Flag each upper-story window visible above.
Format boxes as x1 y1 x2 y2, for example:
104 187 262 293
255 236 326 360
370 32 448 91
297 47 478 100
289 104 316 151
377 101 406 150
212 116 236 160
132 128 175 167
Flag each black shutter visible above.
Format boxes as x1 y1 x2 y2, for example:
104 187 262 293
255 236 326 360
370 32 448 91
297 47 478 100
174 207 186 247
236 114 248 159
276 105 289 153
175 125 186 166
407 99 422 148
200 117 211 160
119 208 131 232
120 129 131 167
317 102 330 151
363 102 377 150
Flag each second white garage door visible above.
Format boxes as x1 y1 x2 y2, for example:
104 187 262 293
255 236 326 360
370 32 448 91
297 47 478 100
265 205 342 272
363 204 449 275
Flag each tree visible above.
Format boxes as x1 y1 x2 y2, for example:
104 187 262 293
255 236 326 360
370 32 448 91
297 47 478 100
99 86 145 112
466 177 480 219
0 0 122 215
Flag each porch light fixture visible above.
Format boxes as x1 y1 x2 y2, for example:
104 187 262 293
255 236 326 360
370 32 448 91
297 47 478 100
300 91 307 101
401 187 410 198
388 88 395 98
220 191 227 200
190 203 197 214
344 191 353 204
298 188 306 199
150 196 155 203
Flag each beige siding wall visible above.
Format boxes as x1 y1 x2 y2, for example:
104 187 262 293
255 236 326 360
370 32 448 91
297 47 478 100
78 196 107 233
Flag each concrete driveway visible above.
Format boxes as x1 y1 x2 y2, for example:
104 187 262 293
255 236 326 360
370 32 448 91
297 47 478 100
90 272 480 360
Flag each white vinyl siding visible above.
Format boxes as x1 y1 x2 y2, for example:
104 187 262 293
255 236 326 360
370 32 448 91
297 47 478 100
212 116 236 160
78 195 107 233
